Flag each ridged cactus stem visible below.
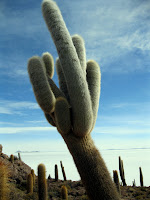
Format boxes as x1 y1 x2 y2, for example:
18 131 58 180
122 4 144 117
60 161 67 181
113 170 120 194
10 154 14 164
55 164 58 181
38 164 47 200
18 152 21 161
139 167 143 187
119 156 126 186
27 174 33 194
31 169 35 186
64 134 120 200
61 185 68 200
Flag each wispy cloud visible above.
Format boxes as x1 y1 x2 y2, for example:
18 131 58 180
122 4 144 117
0 127 55 134
0 99 39 115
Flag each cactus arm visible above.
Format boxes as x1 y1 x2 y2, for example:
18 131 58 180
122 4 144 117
28 56 55 113
63 134 120 200
44 113 56 126
56 58 70 102
42 52 54 78
72 35 86 74
86 60 101 129
54 97 71 134
42 0 93 136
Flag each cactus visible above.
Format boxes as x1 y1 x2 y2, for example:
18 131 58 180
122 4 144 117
31 169 35 186
119 156 126 186
18 152 21 161
10 154 14 164
61 185 68 200
0 162 9 200
38 164 47 200
113 170 120 194
55 164 58 181
27 0 120 199
0 144 2 154
27 173 33 194
60 161 66 181
139 167 143 187
132 179 136 187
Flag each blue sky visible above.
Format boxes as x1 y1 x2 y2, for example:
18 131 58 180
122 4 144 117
0 0 150 153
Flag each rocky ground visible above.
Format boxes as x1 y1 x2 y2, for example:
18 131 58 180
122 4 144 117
0 152 150 200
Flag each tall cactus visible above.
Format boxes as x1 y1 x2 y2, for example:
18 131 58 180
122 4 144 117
55 164 58 181
119 156 126 186
61 185 68 200
38 164 47 200
60 161 67 181
27 0 120 199
113 170 120 194
139 167 143 187
0 144 2 154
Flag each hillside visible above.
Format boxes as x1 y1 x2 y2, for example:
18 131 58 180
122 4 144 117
0 152 150 200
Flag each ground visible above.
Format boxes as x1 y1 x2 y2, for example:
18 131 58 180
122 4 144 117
0 152 150 200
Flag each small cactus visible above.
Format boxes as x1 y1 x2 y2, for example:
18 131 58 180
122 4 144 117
18 152 21 161
0 144 2 154
60 161 66 181
10 154 14 164
31 169 35 186
139 167 143 187
113 170 120 194
27 173 33 194
61 185 68 200
38 164 47 200
55 164 58 181
132 179 136 187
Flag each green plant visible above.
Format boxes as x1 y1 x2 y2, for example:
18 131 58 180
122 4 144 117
27 0 120 199
61 185 68 200
113 170 120 194
27 173 33 194
119 156 126 186
0 162 9 200
60 161 66 181
38 163 47 200
10 154 14 164
139 167 143 187
31 169 35 186
55 164 58 181
0 144 2 153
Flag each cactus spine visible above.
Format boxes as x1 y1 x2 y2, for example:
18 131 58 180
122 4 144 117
27 174 33 194
61 185 68 200
139 167 143 187
119 156 126 186
55 164 58 181
38 164 47 200
113 170 120 194
60 161 66 181
27 0 120 199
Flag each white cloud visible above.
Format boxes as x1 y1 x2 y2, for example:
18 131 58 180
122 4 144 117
0 99 39 115
0 126 55 134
